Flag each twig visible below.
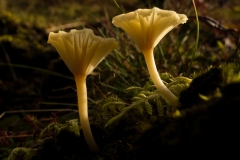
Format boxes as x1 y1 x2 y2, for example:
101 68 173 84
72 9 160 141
0 109 78 119
188 15 239 39
0 62 74 80
0 42 17 81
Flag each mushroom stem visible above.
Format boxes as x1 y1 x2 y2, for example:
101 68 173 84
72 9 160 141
143 49 179 107
74 75 99 153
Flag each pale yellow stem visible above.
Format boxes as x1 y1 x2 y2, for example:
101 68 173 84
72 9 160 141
143 49 179 107
74 75 99 153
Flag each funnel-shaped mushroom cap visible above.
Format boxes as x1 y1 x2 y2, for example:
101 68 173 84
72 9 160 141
48 29 118 76
112 7 187 51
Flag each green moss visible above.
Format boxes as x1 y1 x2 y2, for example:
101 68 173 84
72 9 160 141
0 11 20 26
7 147 37 160
222 63 240 84
0 11 48 56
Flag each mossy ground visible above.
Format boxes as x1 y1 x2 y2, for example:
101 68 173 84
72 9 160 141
0 0 240 159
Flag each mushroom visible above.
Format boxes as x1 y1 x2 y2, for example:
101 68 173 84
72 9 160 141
48 29 118 152
112 7 188 107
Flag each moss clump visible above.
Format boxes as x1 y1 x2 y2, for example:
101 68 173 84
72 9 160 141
179 67 223 108
180 63 240 109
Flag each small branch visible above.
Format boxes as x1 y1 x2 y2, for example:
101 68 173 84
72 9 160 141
0 42 17 81
0 109 78 119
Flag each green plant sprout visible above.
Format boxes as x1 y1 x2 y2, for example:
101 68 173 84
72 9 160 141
112 7 188 107
47 29 118 152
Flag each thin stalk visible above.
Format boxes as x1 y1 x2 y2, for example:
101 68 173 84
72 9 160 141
0 42 17 81
231 34 240 62
157 44 168 68
186 0 199 76
143 49 179 107
74 75 99 153
112 0 124 14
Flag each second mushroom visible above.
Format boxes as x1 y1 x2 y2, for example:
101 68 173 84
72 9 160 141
48 29 118 152
112 7 188 107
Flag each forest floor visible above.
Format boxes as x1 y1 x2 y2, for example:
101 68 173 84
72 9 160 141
0 0 240 159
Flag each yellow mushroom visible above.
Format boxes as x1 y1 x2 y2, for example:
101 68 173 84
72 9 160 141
48 29 118 152
112 7 188 107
